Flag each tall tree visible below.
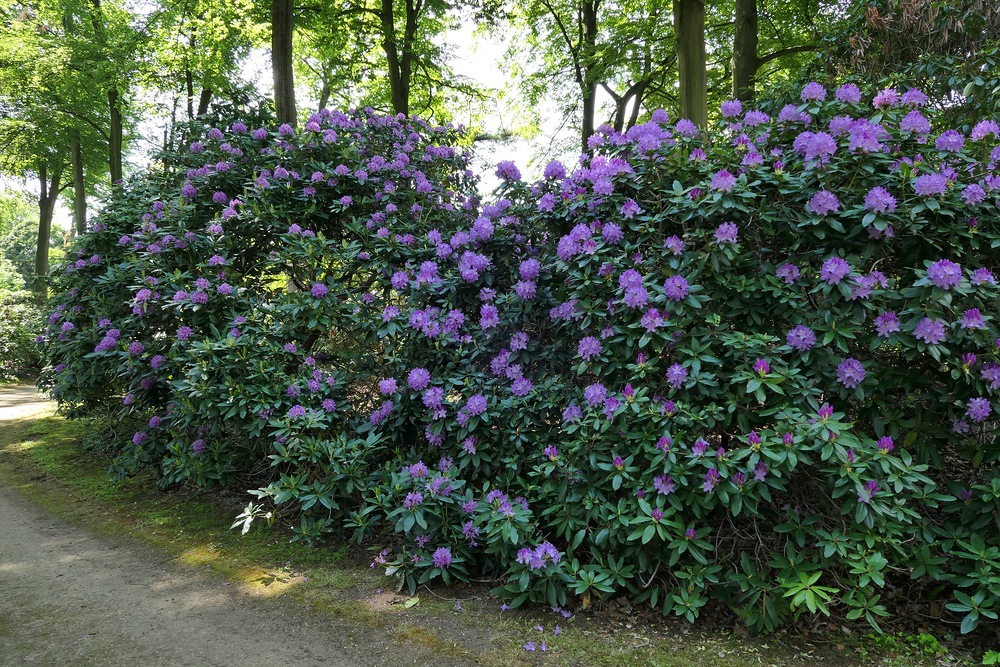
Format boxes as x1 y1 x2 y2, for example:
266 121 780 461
295 0 469 121
730 0 822 103
506 0 678 153
70 128 86 235
148 0 262 122
732 0 757 100
273 0 297 125
0 0 109 294
674 0 706 126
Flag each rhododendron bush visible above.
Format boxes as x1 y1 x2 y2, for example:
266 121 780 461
39 87 1000 634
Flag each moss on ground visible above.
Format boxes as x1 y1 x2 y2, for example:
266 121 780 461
0 404 975 667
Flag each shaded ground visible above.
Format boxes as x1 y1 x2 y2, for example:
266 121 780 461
0 385 475 667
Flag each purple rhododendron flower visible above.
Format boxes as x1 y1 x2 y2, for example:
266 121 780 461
967 397 992 423
926 259 962 290
311 283 329 298
583 383 607 407
864 186 897 214
578 336 602 360
623 286 649 308
666 364 688 389
776 263 800 284
654 475 676 495
675 118 698 137
663 235 684 255
408 368 430 391
741 109 766 126
404 491 423 509
982 363 1000 389
971 268 996 285
874 311 901 336
432 547 452 568
703 468 722 493
801 82 826 101
663 275 689 301
480 305 499 329
602 223 624 244
496 161 521 181
710 169 737 192
837 358 866 388
640 308 663 331
379 378 398 395
820 257 851 284
778 104 808 123
899 110 930 134
960 308 987 329
835 83 862 104
935 130 964 152
787 325 816 351
562 403 582 423
543 160 566 179
514 280 536 300
914 317 947 345
369 400 394 425
511 377 534 397
971 120 1000 141
963 184 986 206
621 198 641 218
519 258 541 281
721 99 743 117
914 173 948 197
901 88 928 106
872 87 899 108
808 190 840 216
714 222 738 244
465 394 488 415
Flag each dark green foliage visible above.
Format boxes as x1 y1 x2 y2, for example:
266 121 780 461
0 290 44 381
39 82 1000 637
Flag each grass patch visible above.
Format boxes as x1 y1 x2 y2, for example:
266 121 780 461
0 404 979 667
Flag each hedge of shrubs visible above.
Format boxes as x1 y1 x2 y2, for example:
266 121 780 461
1 289 44 382
39 87 1000 635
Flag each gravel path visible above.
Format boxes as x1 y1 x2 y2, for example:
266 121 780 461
0 385 475 667
0 384 50 421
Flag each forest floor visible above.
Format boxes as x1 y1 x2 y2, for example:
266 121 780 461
0 384 982 667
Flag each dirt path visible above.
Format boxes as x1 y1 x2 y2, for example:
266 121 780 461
0 384 51 421
0 386 475 667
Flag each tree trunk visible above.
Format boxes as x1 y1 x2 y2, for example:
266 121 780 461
185 67 195 119
71 130 87 237
399 0 420 115
34 162 63 298
674 0 707 127
318 79 331 111
732 0 758 101
108 87 123 183
380 0 407 115
88 0 123 184
197 88 213 116
272 0 297 126
579 0 599 153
